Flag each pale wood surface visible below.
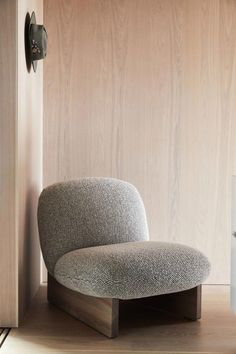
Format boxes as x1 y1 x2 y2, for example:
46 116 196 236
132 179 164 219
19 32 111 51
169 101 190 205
17 0 43 322
43 0 236 284
0 328 11 348
48 273 119 338
2 285 236 353
0 0 18 327
0 0 43 326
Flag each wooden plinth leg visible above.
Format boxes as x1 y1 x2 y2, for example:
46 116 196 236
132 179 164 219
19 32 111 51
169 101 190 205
125 285 202 321
159 285 202 320
47 273 119 338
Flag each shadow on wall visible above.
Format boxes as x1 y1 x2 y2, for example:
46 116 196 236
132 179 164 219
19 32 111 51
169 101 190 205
18 186 41 322
24 12 31 73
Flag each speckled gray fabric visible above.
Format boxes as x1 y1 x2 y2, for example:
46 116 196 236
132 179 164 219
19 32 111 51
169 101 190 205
54 241 210 299
38 178 149 275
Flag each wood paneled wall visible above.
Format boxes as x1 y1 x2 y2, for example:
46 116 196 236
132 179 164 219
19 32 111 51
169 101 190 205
44 0 236 284
17 0 43 321
0 0 17 326
0 0 43 326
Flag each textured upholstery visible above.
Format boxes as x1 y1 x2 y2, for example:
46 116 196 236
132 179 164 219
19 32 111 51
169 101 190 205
38 177 210 300
38 178 149 275
54 241 210 299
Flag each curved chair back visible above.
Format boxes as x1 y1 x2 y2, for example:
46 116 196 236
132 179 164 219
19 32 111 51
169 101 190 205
38 178 149 275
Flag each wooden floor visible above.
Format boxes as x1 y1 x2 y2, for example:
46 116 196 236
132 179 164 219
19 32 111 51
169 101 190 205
1 285 236 354
0 328 10 348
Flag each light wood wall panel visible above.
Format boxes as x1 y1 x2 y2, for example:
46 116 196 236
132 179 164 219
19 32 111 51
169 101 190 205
17 0 43 321
44 0 236 284
0 0 43 326
0 0 17 326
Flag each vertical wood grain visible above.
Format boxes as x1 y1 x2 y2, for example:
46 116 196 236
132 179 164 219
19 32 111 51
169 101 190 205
44 0 236 284
17 0 43 322
0 0 17 326
0 0 43 326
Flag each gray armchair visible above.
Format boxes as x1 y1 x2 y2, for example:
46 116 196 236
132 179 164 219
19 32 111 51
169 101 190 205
38 177 210 338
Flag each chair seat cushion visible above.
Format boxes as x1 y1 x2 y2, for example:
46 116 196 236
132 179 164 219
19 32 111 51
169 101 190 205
54 241 210 300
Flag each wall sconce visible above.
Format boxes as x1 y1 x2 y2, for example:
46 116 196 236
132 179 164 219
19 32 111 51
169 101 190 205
25 12 48 73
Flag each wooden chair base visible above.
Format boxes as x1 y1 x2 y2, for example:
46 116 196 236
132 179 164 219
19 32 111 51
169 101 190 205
47 274 119 338
47 273 202 338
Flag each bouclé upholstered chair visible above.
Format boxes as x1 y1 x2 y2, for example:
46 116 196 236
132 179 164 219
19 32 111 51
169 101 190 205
38 177 210 338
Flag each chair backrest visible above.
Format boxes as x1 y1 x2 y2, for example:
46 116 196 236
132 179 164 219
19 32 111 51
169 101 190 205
38 177 149 275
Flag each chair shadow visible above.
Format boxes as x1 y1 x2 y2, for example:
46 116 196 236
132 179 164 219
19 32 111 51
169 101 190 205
119 300 195 330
